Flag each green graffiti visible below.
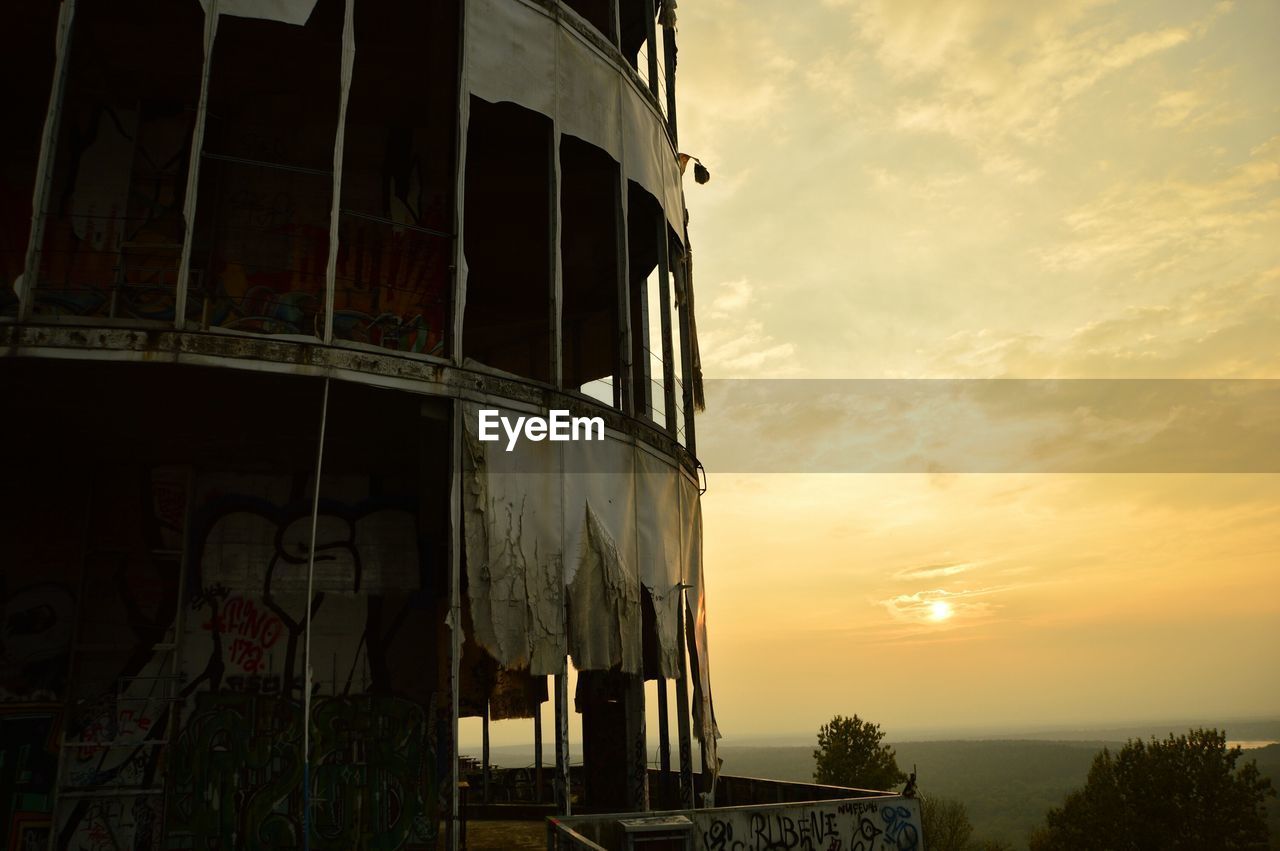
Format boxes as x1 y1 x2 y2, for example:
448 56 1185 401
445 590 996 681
165 695 436 850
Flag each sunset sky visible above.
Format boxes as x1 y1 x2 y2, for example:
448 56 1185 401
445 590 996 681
675 0 1280 738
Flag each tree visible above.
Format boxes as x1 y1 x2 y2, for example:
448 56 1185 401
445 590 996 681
920 795 974 851
1029 728 1275 850
813 714 906 790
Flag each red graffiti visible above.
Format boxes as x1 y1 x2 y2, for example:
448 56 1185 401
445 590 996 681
202 596 284 673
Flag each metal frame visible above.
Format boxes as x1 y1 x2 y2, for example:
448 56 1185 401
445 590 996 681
20 0 76 323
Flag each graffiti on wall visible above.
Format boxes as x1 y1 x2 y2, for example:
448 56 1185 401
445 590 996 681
695 797 923 851
0 708 59 851
165 693 436 851
165 475 440 849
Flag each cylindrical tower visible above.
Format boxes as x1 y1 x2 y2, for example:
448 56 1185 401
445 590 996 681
0 0 715 847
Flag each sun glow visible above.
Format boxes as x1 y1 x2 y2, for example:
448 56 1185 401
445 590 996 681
929 601 954 622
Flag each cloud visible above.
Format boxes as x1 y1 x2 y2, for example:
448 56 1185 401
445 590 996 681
699 279 798 376
710 279 754 317
880 586 1009 623
1039 135 1280 276
847 0 1234 174
893 561 978 581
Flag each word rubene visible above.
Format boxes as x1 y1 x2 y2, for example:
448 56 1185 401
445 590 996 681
478 408 605 451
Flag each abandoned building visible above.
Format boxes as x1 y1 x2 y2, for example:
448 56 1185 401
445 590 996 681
1 1 926 849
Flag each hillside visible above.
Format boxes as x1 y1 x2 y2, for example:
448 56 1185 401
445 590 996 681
716 740 1280 849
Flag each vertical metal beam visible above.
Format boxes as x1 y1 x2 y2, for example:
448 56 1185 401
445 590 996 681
655 223 678 437
555 670 571 815
635 269 653 420
174 0 219 329
643 0 659 98
449 0 470 365
534 700 544 801
20 0 76 322
674 586 694 808
549 125 563 387
675 253 697 456
615 167 632 415
448 394 470 839
482 702 491 804
661 9 678 145
626 674 649 811
323 0 356 343
657 677 671 804
302 377 332 851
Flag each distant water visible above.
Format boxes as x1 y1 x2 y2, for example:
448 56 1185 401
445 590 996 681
1229 740 1277 749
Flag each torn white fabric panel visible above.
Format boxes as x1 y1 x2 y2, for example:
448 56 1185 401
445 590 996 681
466 0 556 117
555 26 623 162
635 447 682 678
564 438 641 673
465 0 684 239
567 502 642 673
197 0 318 25
461 403 567 675
621 83 685 237
680 470 720 786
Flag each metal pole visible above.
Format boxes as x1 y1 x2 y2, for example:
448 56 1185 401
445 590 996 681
449 402 463 851
674 586 694 808
643 0 659 98
615 162 632 414
657 677 671 802
322 0 356 343
661 7 678 144
302 377 332 851
675 253 697 456
555 671 570 815
482 701 491 804
534 699 544 801
20 0 76 322
174 0 219 329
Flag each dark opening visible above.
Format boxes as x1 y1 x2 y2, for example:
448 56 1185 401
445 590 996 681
626 181 666 426
26 0 204 321
0 2 60 315
463 97 553 383
188 0 344 336
335 0 460 356
560 135 621 405
563 0 615 43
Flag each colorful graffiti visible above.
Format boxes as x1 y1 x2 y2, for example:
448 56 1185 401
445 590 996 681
0 708 59 851
165 693 436 851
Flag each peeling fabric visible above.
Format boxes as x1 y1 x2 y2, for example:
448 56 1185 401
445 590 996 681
460 404 708 715
462 403 566 675
636 448 683 678
568 502 642 672
681 470 720 792
197 0 319 25
465 0 686 237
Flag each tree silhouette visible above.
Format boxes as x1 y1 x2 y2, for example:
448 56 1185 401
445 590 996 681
1029 728 1274 850
813 714 906 790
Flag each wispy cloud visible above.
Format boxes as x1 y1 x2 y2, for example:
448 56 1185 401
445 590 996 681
893 561 978 581
880 586 1011 623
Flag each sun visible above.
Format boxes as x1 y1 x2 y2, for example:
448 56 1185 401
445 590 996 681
928 600 954 622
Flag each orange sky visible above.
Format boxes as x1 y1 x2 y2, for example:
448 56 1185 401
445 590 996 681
675 0 1280 737
463 0 1279 752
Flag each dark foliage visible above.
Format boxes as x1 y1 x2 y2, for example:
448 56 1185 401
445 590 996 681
1030 728 1275 850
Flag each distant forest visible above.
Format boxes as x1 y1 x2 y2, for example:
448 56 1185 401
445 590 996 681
480 721 1280 849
